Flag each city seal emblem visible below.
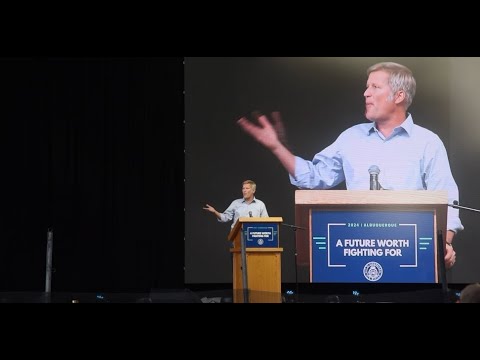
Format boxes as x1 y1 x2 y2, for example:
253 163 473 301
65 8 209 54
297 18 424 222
363 261 383 282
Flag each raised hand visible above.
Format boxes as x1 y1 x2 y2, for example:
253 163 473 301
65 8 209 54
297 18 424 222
237 111 296 175
270 111 290 149
203 204 216 213
237 112 282 151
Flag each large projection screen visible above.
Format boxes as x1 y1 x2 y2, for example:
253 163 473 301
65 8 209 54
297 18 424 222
185 57 480 285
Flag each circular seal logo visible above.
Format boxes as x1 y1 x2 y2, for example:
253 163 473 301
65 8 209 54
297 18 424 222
363 261 383 282
257 239 264 246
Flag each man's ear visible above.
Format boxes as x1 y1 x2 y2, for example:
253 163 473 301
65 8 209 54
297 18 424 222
395 90 406 105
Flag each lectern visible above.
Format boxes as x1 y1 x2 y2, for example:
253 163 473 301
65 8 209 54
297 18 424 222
294 190 448 284
228 217 283 303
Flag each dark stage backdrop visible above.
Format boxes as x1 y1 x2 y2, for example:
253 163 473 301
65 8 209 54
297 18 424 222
185 57 480 285
0 57 184 292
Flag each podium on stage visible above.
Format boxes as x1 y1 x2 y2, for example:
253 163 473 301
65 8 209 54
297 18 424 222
228 217 283 303
294 190 448 284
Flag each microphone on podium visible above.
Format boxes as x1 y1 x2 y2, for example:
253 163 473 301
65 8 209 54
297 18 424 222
448 200 480 213
368 165 382 190
249 211 253 217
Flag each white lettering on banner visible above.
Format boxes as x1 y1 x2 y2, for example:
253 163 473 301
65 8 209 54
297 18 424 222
250 231 271 238
385 249 402 256
344 239 376 247
347 223 398 228
343 248 384 256
377 239 409 247
337 238 409 257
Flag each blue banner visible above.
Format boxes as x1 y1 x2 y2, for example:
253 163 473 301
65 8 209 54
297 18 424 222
243 223 279 248
311 211 436 283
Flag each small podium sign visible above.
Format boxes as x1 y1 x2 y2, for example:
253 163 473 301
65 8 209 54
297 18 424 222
243 222 279 247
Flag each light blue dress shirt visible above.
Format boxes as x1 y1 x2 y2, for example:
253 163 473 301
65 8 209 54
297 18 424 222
290 114 463 233
218 197 269 229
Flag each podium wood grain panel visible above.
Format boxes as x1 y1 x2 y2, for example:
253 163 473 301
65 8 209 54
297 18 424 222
228 217 284 303
231 248 283 303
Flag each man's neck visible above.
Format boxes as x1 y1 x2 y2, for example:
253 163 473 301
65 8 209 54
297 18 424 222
376 112 407 138
244 197 254 204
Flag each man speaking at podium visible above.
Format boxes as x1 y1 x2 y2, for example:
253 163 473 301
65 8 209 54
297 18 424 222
237 62 463 269
203 179 269 229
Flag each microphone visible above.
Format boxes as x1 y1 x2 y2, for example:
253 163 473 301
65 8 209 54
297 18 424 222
368 165 381 190
249 211 253 217
448 200 480 213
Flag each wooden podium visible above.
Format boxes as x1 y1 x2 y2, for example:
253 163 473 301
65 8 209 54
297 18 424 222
294 190 448 283
228 217 283 303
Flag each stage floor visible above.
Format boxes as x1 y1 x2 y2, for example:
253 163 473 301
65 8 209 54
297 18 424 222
0 283 465 303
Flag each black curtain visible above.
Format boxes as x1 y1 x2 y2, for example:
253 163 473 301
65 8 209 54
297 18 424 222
0 57 184 293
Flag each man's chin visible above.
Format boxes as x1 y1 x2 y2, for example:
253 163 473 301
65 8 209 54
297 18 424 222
365 113 375 122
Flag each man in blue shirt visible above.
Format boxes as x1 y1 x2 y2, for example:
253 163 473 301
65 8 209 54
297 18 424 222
204 179 269 229
237 62 462 269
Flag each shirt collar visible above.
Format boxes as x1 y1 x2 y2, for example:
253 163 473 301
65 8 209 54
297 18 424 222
367 113 414 137
400 113 414 136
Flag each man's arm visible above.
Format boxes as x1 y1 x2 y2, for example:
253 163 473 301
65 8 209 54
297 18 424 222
203 204 222 220
237 113 296 176
261 202 269 217
424 137 462 269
